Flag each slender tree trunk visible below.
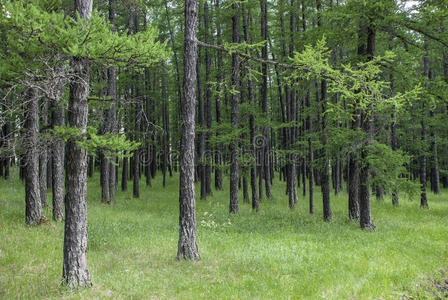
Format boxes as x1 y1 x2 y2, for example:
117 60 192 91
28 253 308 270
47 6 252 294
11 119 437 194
260 0 272 198
24 88 43 225
320 80 331 221
51 101 65 221
306 89 314 214
243 4 259 211
214 0 223 191
178 0 200 260
39 98 48 207
391 106 399 206
229 3 240 214
204 1 212 196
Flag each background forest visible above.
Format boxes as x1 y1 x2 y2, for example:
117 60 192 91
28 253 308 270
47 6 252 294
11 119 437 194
1 0 448 299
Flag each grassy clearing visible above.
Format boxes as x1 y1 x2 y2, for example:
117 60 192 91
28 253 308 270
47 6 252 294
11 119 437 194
1 168 447 299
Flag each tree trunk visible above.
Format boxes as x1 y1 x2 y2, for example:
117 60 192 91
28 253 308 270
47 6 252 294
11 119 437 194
260 0 272 198
204 1 212 196
320 80 331 221
243 4 259 211
229 3 240 214
214 0 223 191
178 0 200 260
24 88 43 225
39 98 48 207
52 101 65 221
62 0 92 288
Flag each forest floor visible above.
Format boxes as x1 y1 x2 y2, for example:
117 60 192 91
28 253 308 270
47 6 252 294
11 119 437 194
1 168 447 299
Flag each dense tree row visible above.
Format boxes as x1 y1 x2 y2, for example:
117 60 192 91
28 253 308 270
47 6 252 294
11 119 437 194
1 0 447 288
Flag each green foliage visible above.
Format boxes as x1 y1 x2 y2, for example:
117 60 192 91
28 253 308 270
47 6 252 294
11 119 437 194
51 126 140 161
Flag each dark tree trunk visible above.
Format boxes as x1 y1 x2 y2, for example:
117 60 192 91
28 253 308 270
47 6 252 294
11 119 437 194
306 89 314 214
429 109 440 194
204 1 212 196
243 4 259 211
132 11 141 199
229 3 240 214
214 0 223 191
145 68 152 187
420 44 429 208
197 43 206 199
87 155 93 177
260 0 272 198
391 107 399 206
162 67 169 188
358 23 375 230
320 80 331 221
62 0 92 288
348 153 360 219
39 98 48 207
122 155 128 191
177 0 200 260
24 88 43 225
286 0 297 209
52 101 65 221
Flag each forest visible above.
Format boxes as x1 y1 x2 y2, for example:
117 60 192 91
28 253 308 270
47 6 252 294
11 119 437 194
0 0 448 298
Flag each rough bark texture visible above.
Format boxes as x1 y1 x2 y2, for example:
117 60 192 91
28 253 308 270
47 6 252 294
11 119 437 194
229 3 240 214
39 98 48 208
52 101 65 221
62 0 92 288
24 88 43 225
177 0 200 260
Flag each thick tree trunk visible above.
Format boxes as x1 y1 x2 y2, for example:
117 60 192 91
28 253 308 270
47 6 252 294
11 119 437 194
229 3 240 214
24 88 43 225
177 0 200 260
62 0 92 288
52 101 65 221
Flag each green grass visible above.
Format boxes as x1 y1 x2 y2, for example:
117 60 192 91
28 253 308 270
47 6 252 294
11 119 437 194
1 168 447 299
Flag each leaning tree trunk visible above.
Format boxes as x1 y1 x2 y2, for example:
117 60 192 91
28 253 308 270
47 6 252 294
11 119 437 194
229 3 240 214
177 0 200 260
24 88 43 225
62 0 92 288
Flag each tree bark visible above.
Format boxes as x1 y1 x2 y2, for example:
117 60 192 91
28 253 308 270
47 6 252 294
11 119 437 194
51 101 65 221
62 0 92 288
178 0 200 260
39 98 48 207
229 3 240 214
260 0 272 198
24 88 43 225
